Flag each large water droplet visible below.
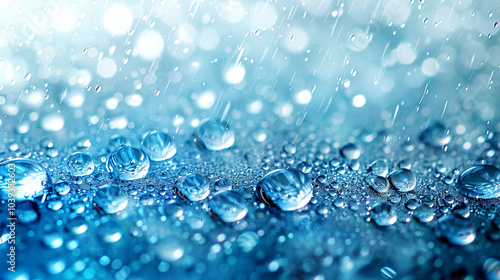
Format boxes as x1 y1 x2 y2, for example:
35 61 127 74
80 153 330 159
98 220 123 242
106 146 150 180
155 238 184 262
456 165 500 199
214 178 232 193
209 191 248 222
370 203 397 226
237 231 259 252
67 152 94 176
366 174 390 193
256 168 313 211
141 131 176 161
53 181 71 196
0 158 51 200
438 215 476 246
381 266 397 279
413 204 435 223
94 184 129 214
175 173 210 201
107 135 130 153
367 160 389 177
340 143 362 160
389 168 416 192
42 232 64 249
193 118 235 151
483 258 500 280
419 122 451 147
16 200 40 223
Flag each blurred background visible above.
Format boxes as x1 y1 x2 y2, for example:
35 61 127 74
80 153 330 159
0 0 498 145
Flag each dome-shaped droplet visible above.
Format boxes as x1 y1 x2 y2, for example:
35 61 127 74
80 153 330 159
42 232 64 249
389 168 416 192
438 215 476 246
106 146 150 180
456 165 500 199
483 258 500 280
193 118 235 151
214 178 232 193
67 152 94 176
141 131 176 161
340 143 362 160
66 216 88 235
366 174 390 193
175 173 210 201
237 231 259 252
419 122 451 147
209 191 248 222
16 200 40 223
413 205 435 223
155 238 184 262
0 158 51 200
367 160 389 177
98 220 123 243
256 168 313 211
370 203 397 226
54 182 71 196
94 184 129 214
107 135 130 153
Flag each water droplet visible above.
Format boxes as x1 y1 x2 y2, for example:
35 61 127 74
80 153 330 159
340 143 361 160
456 165 500 199
237 231 259 252
107 135 130 153
251 128 268 143
94 184 129 214
0 158 51 200
419 123 451 147
438 215 476 246
98 220 123 242
366 174 390 193
175 173 210 202
214 178 232 193
370 203 397 226
106 146 150 180
42 232 64 249
367 160 389 177
483 258 500 280
381 266 397 279
155 238 184 262
256 168 313 211
193 118 235 151
16 200 40 223
283 144 297 154
209 191 248 222
413 205 435 223
389 169 417 192
66 216 88 234
297 161 312 174
141 131 176 161
54 181 71 196
67 152 94 176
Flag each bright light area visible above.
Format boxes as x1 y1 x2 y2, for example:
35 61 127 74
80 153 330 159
223 65 245 85
294 90 312 105
196 91 216 109
103 3 133 35
353 94 366 107
136 30 165 60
